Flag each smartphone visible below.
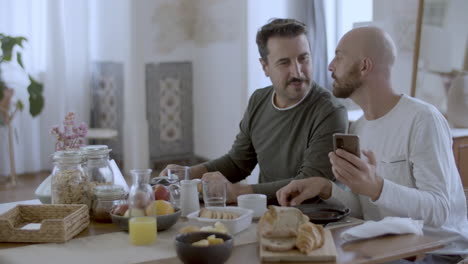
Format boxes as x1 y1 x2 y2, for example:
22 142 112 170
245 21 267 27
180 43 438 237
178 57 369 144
333 133 361 157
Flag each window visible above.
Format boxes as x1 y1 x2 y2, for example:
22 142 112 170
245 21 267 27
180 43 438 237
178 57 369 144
325 0 373 64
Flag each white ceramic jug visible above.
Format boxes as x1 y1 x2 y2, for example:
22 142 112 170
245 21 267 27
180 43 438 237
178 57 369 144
179 179 201 217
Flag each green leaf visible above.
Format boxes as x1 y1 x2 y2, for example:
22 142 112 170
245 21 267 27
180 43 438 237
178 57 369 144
29 93 44 117
27 77 44 116
17 51 24 69
0 35 26 62
0 82 4 101
16 100 24 111
27 76 43 94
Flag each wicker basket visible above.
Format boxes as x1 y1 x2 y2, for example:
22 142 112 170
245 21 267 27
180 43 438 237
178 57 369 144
0 204 89 243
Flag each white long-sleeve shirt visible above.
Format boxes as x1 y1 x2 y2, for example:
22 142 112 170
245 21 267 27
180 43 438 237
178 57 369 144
330 94 468 255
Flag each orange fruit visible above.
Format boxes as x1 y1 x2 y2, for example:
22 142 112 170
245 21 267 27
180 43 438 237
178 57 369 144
145 200 175 216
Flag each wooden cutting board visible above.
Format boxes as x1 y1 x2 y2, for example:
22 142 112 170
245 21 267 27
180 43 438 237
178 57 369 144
259 228 337 262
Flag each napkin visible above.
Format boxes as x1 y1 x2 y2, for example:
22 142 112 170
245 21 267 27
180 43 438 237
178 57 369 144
109 159 129 192
341 216 424 242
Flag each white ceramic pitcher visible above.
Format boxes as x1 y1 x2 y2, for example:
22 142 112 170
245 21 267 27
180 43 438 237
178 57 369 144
179 179 201 217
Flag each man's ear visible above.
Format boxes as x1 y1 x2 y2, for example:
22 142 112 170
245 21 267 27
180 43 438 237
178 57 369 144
361 57 373 76
260 58 269 77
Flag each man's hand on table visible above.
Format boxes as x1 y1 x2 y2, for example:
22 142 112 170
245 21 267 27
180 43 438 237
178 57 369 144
276 177 332 206
159 164 207 180
201 171 253 203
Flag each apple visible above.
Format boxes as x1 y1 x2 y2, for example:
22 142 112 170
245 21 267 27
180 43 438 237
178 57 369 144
112 204 129 216
153 184 170 201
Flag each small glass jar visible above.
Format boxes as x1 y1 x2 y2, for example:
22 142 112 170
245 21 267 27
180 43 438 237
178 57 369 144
51 150 91 208
128 169 155 217
81 145 114 185
91 185 126 222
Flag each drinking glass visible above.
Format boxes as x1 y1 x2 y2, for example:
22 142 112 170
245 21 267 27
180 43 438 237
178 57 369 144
165 167 189 208
202 179 226 207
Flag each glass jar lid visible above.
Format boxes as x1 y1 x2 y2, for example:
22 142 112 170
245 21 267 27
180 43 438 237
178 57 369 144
81 145 112 159
53 150 84 164
94 184 126 199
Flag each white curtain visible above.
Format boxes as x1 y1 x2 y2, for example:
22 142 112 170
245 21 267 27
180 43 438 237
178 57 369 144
0 0 90 176
306 0 332 90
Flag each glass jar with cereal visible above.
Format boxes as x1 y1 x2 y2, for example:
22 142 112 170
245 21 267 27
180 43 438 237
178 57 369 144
51 150 92 208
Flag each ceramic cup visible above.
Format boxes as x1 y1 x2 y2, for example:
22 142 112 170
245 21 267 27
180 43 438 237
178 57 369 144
237 194 267 218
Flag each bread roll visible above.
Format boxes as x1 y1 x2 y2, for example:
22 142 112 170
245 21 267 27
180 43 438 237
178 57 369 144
259 206 309 238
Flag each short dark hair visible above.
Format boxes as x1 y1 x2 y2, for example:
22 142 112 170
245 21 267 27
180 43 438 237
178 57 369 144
256 18 308 63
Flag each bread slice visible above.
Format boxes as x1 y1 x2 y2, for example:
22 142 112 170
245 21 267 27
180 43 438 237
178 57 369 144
261 237 297 252
198 208 239 220
199 208 212 218
259 206 309 238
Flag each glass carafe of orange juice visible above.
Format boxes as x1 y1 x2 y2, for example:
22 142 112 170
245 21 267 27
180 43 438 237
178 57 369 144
128 169 157 245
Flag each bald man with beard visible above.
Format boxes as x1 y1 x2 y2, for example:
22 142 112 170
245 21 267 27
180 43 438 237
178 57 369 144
277 27 468 263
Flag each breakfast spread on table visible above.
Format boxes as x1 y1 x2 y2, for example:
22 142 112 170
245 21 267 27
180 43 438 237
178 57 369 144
3 165 340 263
257 206 337 262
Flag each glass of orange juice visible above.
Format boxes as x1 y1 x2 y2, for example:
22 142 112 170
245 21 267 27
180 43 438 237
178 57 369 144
129 216 157 245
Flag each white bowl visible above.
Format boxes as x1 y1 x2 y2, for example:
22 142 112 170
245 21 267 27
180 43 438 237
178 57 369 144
237 194 267 219
186 206 253 234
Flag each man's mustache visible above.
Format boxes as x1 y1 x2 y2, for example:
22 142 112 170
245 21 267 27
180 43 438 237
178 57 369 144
287 77 308 85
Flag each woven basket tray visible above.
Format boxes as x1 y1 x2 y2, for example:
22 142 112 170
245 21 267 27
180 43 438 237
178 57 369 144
0 204 89 243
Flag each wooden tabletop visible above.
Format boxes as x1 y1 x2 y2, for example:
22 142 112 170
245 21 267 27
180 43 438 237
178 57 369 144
0 218 448 263
0 207 449 264
136 224 447 264
0 220 123 249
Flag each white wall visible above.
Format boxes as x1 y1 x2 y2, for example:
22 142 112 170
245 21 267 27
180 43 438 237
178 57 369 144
192 1 248 159
90 0 150 171
135 0 248 162
373 0 419 95
446 0 468 70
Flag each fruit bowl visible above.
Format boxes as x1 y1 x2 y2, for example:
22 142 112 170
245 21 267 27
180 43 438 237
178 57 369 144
110 207 181 231
175 231 234 264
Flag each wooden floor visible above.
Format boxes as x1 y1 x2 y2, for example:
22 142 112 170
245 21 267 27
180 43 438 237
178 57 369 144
0 171 50 203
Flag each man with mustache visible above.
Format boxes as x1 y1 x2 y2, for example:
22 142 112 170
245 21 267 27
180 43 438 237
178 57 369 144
277 27 468 263
161 18 347 202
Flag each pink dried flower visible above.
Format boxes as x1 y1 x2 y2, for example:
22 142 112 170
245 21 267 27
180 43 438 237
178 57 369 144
50 112 88 151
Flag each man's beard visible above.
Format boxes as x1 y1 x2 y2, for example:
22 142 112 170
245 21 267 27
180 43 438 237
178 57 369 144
332 63 362 99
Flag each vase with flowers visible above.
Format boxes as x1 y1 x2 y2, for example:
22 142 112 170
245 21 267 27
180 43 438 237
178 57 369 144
50 112 88 151
35 112 91 205
49 112 94 206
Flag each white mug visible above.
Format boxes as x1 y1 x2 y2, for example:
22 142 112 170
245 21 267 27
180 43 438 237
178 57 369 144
237 194 267 218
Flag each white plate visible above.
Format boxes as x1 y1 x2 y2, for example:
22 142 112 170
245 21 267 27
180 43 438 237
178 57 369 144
186 206 253 234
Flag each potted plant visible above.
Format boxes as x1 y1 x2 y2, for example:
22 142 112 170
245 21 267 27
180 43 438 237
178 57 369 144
0 33 44 185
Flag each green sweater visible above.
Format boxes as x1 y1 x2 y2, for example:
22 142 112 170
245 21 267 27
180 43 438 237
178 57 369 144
204 84 348 199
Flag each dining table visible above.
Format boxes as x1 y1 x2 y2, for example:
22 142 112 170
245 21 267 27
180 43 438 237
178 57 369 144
0 199 452 264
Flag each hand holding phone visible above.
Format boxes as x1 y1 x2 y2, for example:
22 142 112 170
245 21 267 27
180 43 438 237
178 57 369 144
333 133 361 158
